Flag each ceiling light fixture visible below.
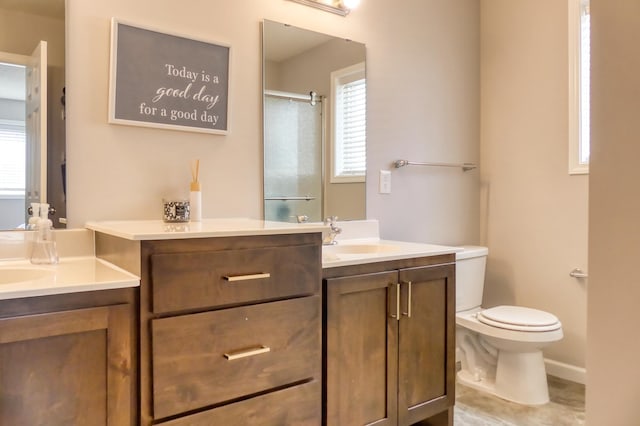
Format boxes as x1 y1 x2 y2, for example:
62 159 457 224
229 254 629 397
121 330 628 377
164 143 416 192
286 0 361 16
342 0 360 9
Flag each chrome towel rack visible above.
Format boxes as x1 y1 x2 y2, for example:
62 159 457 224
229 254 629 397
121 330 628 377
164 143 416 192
394 160 477 172
569 268 588 279
264 195 316 201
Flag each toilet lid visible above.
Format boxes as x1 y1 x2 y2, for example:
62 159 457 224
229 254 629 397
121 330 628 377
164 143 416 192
477 305 561 332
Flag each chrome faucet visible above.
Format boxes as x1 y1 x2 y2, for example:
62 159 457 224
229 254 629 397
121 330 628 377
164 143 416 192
323 216 342 245
295 215 309 223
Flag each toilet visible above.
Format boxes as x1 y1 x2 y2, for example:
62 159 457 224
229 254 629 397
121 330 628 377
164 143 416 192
455 246 563 405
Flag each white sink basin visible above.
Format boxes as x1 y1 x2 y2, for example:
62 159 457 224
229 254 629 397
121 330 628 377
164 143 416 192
0 267 54 285
324 243 401 255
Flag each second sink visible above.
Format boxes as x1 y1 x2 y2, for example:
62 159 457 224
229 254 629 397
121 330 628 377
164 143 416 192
324 243 401 255
0 267 54 285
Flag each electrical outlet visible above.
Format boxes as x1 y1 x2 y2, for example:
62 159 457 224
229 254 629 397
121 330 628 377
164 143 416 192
379 170 391 194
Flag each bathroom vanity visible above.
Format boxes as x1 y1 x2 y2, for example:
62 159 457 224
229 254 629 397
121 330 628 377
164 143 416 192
0 288 136 425
85 219 459 426
0 220 458 426
322 240 457 426
87 219 326 425
0 248 140 426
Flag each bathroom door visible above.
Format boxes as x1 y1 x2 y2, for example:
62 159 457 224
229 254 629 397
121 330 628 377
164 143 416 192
264 92 323 223
25 41 48 218
0 41 46 228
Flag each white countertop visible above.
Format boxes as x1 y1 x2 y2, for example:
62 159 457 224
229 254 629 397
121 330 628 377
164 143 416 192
85 218 327 240
321 238 461 268
0 257 140 300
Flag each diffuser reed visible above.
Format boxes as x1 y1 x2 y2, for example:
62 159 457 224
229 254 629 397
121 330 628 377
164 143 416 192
190 159 202 221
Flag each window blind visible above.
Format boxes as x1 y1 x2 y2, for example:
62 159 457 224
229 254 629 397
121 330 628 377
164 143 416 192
337 78 366 177
0 121 26 196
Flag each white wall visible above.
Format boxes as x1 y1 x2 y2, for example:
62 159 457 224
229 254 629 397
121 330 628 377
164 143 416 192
480 0 588 376
65 0 480 249
587 0 640 423
365 2 481 245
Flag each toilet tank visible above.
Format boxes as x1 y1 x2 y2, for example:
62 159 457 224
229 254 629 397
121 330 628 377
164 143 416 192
455 246 489 312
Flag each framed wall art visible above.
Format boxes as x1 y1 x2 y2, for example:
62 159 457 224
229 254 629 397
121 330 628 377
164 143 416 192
109 19 230 134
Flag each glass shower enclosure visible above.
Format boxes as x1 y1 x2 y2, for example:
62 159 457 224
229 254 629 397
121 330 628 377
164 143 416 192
264 91 323 223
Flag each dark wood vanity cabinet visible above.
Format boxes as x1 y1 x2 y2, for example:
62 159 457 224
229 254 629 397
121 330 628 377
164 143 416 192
97 232 323 425
323 255 456 426
0 289 136 426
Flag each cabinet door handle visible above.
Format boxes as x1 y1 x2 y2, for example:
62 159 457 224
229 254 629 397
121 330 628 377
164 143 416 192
389 283 401 321
224 345 271 360
223 272 271 282
401 281 412 318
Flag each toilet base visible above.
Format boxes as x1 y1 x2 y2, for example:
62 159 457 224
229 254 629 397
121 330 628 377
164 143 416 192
457 349 550 405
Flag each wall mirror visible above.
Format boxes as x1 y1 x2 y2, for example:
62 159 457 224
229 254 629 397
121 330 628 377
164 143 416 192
262 20 366 223
0 0 66 231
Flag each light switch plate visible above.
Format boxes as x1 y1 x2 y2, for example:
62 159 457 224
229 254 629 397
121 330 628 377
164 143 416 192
379 170 391 194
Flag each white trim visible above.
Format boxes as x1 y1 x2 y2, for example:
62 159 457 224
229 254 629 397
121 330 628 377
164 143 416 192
0 51 30 67
545 358 586 384
568 0 589 175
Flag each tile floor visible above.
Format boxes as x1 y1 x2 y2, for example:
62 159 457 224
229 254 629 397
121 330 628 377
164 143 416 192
454 376 585 426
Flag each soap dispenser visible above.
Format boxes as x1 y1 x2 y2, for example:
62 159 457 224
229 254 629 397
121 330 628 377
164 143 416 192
30 203 59 265
27 203 40 231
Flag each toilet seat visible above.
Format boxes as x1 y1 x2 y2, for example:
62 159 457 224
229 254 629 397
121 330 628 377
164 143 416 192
477 305 561 332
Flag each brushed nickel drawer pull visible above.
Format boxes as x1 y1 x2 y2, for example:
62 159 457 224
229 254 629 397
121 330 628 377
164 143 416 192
223 272 271 282
224 345 271 360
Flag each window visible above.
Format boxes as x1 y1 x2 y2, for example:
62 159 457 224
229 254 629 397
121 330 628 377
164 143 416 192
569 0 590 174
330 62 366 183
0 119 26 198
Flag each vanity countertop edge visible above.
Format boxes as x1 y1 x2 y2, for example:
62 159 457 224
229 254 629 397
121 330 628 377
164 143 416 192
0 256 140 301
321 238 462 269
85 218 327 240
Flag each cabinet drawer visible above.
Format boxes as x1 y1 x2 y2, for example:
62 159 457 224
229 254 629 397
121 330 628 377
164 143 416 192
151 296 321 419
150 244 319 313
159 380 321 426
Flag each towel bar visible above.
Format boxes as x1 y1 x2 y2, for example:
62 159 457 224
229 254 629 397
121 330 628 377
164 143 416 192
394 159 477 171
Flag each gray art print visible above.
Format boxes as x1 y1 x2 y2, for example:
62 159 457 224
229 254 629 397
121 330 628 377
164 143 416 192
110 21 229 134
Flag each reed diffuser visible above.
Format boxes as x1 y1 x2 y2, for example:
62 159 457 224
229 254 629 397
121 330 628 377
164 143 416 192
190 159 202 221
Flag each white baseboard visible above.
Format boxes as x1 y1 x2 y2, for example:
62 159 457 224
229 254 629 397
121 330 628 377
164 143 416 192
545 358 586 385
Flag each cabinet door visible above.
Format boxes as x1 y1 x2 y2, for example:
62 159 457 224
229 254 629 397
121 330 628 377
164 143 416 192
397 264 455 426
325 271 398 426
0 304 132 426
